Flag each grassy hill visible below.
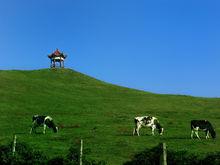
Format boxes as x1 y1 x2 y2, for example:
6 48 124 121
0 68 220 164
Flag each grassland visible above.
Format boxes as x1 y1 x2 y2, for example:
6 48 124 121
0 68 220 164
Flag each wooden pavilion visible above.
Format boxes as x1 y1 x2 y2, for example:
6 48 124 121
48 49 67 68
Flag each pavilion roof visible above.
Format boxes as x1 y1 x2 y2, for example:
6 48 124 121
53 49 61 55
48 49 67 58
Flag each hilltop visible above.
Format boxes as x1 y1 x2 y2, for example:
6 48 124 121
0 69 220 164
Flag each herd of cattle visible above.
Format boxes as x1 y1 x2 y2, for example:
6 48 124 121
132 116 216 139
30 114 216 139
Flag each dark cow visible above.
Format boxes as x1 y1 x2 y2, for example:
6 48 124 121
30 115 58 134
133 116 164 136
191 120 216 139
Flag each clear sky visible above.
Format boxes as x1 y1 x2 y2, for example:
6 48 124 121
0 0 220 98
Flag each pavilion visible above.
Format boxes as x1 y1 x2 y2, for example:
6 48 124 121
48 49 67 68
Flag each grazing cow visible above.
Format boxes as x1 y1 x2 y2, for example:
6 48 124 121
133 116 164 136
191 120 216 139
30 115 58 134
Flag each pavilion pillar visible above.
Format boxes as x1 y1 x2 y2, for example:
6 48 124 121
52 60 56 68
50 59 52 68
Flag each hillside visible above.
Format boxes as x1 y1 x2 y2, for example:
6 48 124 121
0 68 220 164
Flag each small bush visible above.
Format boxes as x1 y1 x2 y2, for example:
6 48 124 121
202 152 220 165
123 144 220 165
124 145 162 165
167 150 202 165
0 142 47 165
47 156 74 165
0 142 106 165
0 144 12 165
66 145 80 163
66 144 106 165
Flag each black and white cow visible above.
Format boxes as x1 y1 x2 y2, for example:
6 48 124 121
30 115 58 134
133 116 164 136
191 120 216 139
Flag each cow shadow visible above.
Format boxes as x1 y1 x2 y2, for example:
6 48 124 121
29 132 44 135
162 135 190 140
117 132 158 137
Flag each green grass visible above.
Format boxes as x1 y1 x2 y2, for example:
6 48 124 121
0 68 220 164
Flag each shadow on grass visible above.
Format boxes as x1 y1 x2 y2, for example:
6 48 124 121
117 132 158 137
30 132 44 135
163 135 190 140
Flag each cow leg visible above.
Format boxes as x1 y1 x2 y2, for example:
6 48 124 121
133 124 138 136
133 121 141 136
206 130 210 139
151 125 156 135
194 127 200 139
160 128 164 135
30 127 33 134
30 124 34 134
133 128 136 136
195 131 200 139
30 128 33 134
136 124 141 136
43 124 47 134
30 121 37 134
191 130 194 139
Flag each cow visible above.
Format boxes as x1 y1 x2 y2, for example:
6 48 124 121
191 120 216 139
133 116 164 136
30 115 58 134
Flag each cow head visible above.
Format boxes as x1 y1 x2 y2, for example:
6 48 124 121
155 120 164 135
210 129 216 139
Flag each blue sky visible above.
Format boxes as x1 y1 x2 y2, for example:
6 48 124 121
0 0 220 97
